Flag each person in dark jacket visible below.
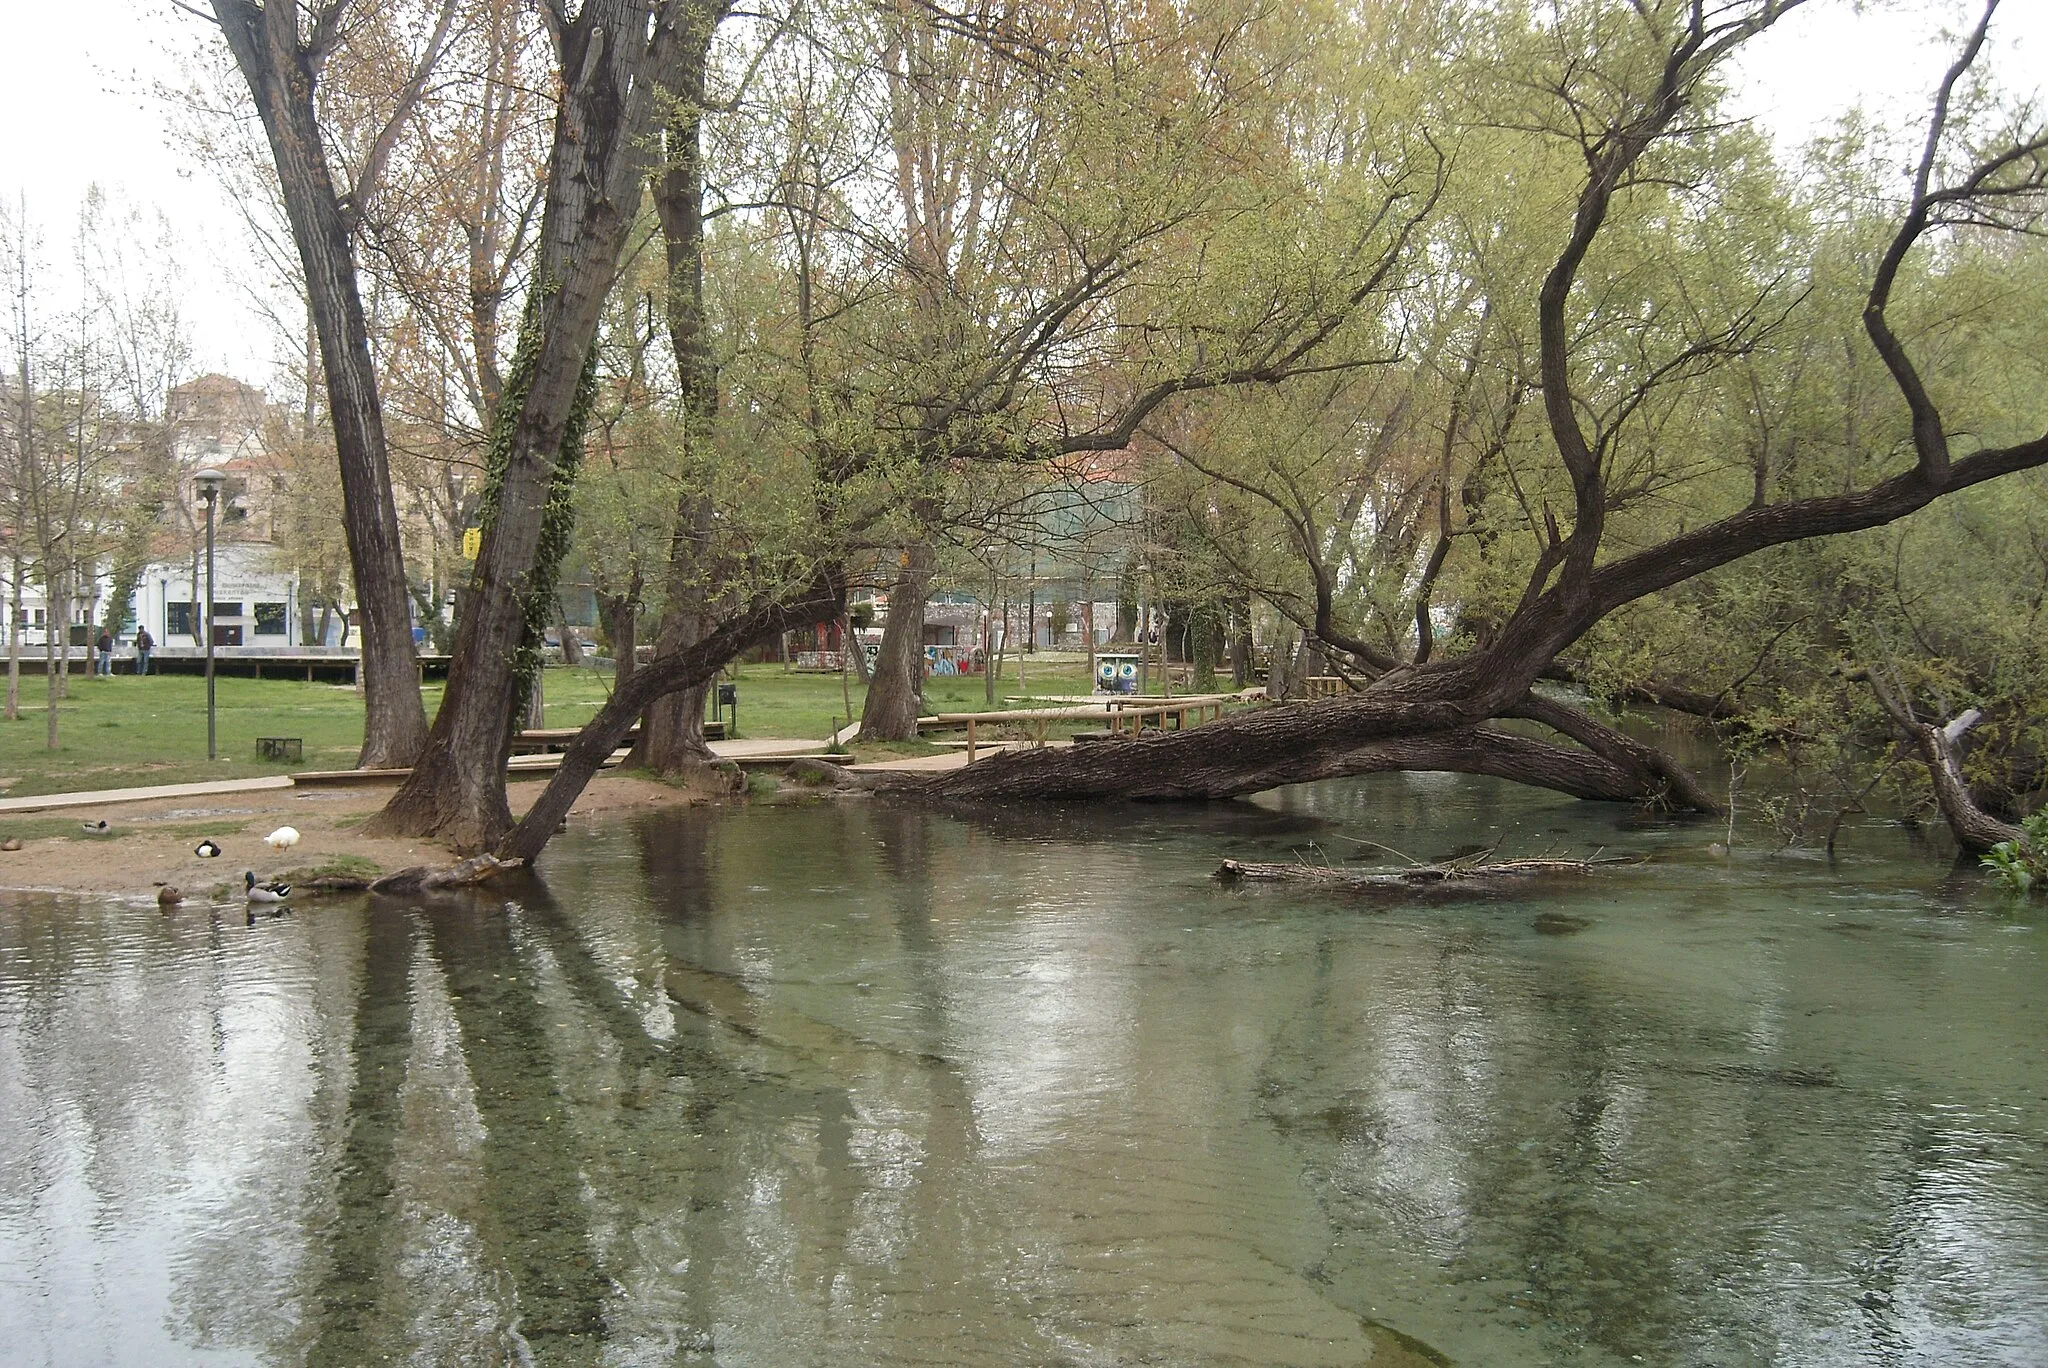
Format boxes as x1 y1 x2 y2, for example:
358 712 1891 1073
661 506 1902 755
134 625 154 676
95 629 113 677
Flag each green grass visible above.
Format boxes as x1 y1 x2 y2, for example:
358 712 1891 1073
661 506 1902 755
0 653 1227 797
277 853 385 884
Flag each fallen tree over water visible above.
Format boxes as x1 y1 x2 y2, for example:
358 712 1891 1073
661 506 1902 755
924 7 2047 818
926 689 1721 810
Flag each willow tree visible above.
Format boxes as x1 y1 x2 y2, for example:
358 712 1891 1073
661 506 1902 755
931 0 2048 806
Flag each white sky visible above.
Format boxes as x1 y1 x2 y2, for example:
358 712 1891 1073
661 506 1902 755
1 0 2043 394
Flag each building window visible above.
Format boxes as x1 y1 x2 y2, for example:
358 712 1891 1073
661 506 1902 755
254 602 287 636
167 602 194 637
212 602 244 619
30 608 44 627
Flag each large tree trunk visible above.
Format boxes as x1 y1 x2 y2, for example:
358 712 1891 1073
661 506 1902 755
925 639 1715 808
369 2 697 850
859 541 935 741
597 589 637 686
631 14 729 773
212 0 429 769
632 493 717 771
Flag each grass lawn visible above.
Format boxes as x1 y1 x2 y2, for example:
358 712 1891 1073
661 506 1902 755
0 654 1235 798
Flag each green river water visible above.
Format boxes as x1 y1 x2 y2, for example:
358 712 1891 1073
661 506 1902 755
1 771 2043 1366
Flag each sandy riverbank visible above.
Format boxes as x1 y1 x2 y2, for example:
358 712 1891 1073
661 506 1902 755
0 770 736 902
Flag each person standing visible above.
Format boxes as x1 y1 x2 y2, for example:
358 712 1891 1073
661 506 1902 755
133 625 153 676
95 628 114 677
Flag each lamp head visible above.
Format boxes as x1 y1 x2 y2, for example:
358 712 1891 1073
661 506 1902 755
194 468 226 503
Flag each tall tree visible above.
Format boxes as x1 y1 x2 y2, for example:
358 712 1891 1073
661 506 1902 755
632 0 736 773
368 0 709 849
206 0 436 766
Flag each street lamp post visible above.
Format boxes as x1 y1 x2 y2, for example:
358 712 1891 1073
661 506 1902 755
194 469 224 761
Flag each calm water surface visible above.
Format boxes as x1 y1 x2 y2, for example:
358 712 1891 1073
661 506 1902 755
1 773 2043 1366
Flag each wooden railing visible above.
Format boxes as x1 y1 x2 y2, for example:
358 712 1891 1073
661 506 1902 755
920 691 1259 762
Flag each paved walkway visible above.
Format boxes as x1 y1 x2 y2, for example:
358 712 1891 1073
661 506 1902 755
0 737 838 814
0 731 1098 811
0 775 295 815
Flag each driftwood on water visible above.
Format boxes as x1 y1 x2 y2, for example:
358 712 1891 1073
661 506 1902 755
1216 855 1639 897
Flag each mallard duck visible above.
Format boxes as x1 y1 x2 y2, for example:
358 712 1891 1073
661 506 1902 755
264 826 301 850
194 839 223 859
244 870 292 903
81 819 111 835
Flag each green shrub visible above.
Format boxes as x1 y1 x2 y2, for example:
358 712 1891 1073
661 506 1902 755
1982 811 2048 895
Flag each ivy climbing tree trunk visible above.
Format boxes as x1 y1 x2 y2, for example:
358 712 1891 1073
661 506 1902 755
368 0 697 851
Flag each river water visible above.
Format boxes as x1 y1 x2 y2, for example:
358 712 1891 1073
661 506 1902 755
1 774 2043 1366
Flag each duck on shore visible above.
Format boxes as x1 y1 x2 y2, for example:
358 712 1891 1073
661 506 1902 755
195 840 222 859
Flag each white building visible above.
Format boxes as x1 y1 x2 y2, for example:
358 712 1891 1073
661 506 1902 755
3 542 311 651
132 542 309 649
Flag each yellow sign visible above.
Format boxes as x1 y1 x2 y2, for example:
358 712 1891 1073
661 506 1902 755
462 526 482 560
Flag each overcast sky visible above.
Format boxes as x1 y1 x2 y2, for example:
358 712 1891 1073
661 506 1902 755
1 0 2043 392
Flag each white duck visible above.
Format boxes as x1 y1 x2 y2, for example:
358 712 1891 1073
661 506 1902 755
264 826 301 850
244 870 292 903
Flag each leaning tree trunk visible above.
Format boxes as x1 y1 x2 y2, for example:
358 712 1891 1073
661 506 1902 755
368 2 695 851
498 571 843 862
859 541 935 742
1858 673 2024 855
925 635 1716 809
212 0 428 769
